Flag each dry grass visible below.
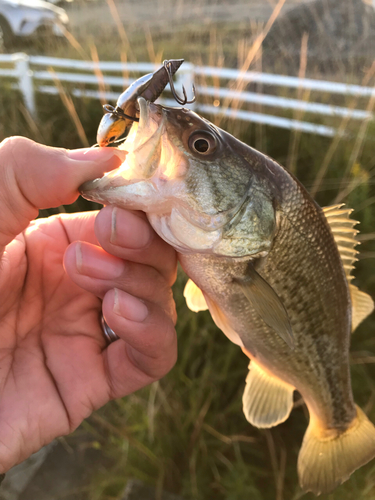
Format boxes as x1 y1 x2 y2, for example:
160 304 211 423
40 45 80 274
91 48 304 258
0 1 375 498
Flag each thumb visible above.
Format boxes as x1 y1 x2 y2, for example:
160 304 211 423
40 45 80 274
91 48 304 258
0 136 126 252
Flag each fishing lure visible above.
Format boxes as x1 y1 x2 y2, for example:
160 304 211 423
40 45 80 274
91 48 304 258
97 59 195 146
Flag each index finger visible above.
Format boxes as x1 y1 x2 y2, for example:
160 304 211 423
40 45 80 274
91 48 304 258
94 206 177 285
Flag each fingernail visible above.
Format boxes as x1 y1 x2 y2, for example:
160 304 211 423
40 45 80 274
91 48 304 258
110 208 152 249
113 288 148 322
76 242 125 279
68 147 127 163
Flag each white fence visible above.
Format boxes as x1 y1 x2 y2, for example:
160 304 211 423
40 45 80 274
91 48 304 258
0 52 374 137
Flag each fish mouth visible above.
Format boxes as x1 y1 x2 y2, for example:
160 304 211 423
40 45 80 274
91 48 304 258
80 97 166 203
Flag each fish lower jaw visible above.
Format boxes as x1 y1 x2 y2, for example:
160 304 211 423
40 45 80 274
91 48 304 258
80 180 158 210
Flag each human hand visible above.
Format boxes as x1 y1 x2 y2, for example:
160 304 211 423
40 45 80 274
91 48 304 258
0 137 177 472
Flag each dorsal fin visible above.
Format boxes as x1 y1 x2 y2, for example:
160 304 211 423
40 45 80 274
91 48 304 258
350 284 374 332
322 204 374 330
322 204 359 282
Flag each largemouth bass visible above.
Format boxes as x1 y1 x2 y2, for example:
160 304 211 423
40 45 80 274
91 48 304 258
81 98 375 495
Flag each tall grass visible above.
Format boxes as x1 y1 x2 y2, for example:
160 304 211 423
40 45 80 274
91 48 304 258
1 1 375 498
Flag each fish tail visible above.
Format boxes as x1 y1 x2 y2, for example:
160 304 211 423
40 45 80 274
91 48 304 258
298 405 375 495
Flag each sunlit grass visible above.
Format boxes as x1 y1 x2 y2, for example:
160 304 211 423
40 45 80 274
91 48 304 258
0 2 375 498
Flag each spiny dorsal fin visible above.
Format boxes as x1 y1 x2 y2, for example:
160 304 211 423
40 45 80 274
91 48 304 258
322 204 374 331
322 204 359 282
183 279 208 312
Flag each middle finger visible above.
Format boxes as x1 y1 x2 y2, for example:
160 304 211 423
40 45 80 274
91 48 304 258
64 241 176 322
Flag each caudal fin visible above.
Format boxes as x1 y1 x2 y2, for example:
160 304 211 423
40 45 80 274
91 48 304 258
298 406 375 495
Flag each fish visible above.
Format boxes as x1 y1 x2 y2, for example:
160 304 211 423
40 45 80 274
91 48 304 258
96 59 184 147
80 97 375 495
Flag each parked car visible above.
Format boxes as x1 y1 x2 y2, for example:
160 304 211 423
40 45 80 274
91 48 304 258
0 0 69 51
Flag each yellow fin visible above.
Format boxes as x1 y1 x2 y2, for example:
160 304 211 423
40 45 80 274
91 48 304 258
322 204 359 281
350 284 374 331
183 279 208 312
242 361 294 428
298 406 375 495
323 204 374 331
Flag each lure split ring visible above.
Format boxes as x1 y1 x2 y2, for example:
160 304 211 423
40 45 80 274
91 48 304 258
102 104 139 123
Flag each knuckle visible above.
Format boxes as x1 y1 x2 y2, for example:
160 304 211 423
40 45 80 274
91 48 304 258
161 288 177 325
149 310 176 356
0 136 29 155
0 136 70 207
0 137 21 177
121 263 168 300
163 337 178 374
122 312 177 381
132 306 176 358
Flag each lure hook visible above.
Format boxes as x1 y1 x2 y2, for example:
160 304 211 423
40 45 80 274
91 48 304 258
163 60 196 106
103 104 139 122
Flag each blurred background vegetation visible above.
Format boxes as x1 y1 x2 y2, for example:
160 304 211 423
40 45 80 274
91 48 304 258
0 0 375 499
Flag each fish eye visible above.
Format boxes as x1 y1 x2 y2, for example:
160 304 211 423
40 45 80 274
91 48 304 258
109 136 116 143
188 131 217 156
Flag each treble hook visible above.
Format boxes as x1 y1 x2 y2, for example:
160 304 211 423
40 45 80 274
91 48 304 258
103 104 139 122
163 60 196 105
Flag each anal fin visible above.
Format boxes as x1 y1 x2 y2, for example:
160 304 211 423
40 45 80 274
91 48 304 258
242 360 294 428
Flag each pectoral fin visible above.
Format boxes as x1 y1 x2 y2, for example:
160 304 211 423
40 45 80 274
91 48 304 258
183 279 208 312
236 267 294 348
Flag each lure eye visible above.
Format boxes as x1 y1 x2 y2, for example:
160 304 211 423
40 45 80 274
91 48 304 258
188 131 217 156
109 136 116 143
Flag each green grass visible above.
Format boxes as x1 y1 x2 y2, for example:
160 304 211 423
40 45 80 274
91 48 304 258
1 9 375 499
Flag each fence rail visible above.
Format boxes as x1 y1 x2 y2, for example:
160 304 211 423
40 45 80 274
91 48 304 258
0 52 374 137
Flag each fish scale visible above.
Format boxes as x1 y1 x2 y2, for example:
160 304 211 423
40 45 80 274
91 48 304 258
180 207 353 429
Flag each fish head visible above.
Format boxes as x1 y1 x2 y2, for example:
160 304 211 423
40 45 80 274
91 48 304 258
82 98 277 257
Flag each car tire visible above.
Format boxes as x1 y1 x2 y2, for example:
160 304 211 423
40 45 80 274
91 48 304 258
0 17 14 51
